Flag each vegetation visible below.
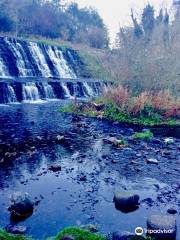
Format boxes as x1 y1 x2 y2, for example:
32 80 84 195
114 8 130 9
60 84 180 126
132 131 153 139
54 227 105 240
0 0 108 49
0 228 155 240
0 230 29 240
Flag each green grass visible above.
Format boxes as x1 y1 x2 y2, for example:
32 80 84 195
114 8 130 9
54 227 106 240
59 101 180 127
103 103 180 126
132 131 153 139
0 230 29 240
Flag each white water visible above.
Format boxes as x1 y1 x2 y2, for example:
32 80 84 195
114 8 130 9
61 82 71 98
83 82 94 96
42 83 55 99
45 45 76 78
22 83 40 101
0 58 7 76
28 42 52 77
4 39 28 76
7 85 17 103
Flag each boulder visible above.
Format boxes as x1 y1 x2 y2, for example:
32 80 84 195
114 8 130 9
147 214 176 239
9 192 34 221
5 225 27 234
114 191 140 213
112 231 134 240
167 208 177 215
48 164 62 172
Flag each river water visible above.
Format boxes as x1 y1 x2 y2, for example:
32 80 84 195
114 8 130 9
0 101 179 239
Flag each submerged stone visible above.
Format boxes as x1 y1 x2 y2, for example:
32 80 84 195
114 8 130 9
8 192 34 221
114 191 140 213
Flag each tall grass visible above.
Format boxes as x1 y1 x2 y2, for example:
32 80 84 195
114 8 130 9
103 85 180 119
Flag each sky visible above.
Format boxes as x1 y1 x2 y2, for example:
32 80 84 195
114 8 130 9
72 0 173 44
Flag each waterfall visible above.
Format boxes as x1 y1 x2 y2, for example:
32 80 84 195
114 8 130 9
28 42 52 77
83 82 94 96
0 38 77 78
42 83 55 99
45 45 76 78
4 39 28 76
0 58 7 76
7 85 17 103
61 82 71 98
22 83 40 102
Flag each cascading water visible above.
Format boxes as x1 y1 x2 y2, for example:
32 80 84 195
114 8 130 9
22 83 40 102
7 85 17 103
45 45 76 78
4 38 28 76
82 82 94 96
0 37 107 104
42 83 55 99
61 82 71 98
28 42 52 77
0 59 7 77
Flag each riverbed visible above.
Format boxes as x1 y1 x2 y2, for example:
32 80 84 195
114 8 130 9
0 101 179 239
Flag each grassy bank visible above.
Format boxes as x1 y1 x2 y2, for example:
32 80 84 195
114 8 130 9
0 227 154 240
59 85 180 127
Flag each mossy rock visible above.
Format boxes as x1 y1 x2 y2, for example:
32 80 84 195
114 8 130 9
54 227 106 240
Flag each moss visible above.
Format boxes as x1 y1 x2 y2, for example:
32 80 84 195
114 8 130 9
0 230 29 240
54 227 106 240
132 131 153 139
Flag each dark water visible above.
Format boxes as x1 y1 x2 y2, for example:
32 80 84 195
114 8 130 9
0 102 179 239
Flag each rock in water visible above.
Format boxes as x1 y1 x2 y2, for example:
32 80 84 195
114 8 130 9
167 208 177 215
147 215 176 239
147 158 159 164
5 225 27 234
114 191 140 213
8 192 34 221
48 164 62 172
112 231 134 240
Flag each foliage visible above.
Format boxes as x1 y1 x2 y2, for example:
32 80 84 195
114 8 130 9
60 84 180 127
132 131 153 139
103 85 180 119
112 3 180 95
54 227 106 240
0 230 29 240
0 0 108 49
